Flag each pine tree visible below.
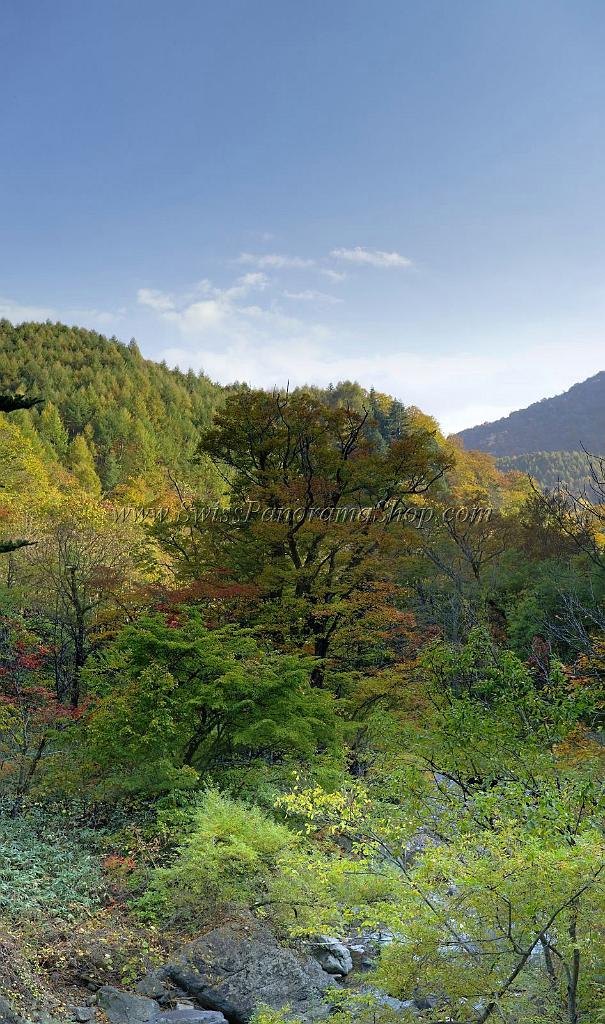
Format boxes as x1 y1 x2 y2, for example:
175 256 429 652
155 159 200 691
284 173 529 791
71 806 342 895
0 393 42 553
101 450 121 492
68 434 102 496
37 401 69 459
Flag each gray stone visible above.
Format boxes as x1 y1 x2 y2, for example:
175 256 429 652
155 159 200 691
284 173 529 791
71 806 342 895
133 970 169 1003
0 997 25 1024
141 917 337 1024
308 937 353 977
412 992 439 1011
73 1011 96 1023
358 988 417 1015
95 987 159 1024
346 943 374 972
135 971 173 1005
157 1013 227 1024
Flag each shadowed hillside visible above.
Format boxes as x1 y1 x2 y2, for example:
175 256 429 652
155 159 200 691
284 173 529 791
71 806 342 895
458 370 605 457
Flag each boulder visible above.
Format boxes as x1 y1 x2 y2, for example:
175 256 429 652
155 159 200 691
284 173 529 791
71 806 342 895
95 988 158 1024
139 917 337 1024
346 943 374 973
357 988 418 1016
88 988 228 1024
134 973 173 1005
157 1013 227 1024
307 937 352 977
0 997 25 1024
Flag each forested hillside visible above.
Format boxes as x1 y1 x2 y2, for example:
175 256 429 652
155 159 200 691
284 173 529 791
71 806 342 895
0 320 420 505
1 324 605 1024
458 369 605 455
0 319 225 501
496 449 602 497
458 371 605 496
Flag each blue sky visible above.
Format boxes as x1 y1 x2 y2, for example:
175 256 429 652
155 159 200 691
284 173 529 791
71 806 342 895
2 0 605 432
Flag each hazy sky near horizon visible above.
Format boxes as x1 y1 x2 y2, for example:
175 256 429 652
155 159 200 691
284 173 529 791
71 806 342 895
2 0 605 432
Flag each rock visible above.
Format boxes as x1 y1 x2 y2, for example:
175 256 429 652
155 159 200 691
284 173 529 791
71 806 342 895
95 987 159 1024
73 1010 96 1023
358 988 418 1015
135 971 173 1004
412 991 439 1011
346 943 374 973
0 998 24 1024
376 993 417 1013
141 917 337 1024
157 1013 227 1024
308 937 353 977
89 986 229 1024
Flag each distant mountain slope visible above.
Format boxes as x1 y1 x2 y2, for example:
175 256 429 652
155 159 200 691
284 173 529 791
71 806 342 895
495 450 599 497
457 371 605 456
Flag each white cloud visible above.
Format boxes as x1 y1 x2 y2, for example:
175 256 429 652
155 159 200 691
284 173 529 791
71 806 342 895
237 272 268 288
222 272 269 300
135 266 604 436
0 297 56 321
136 272 312 348
168 299 226 332
137 288 175 313
284 289 343 304
331 246 412 268
321 268 347 282
0 297 123 328
152 315 605 435
237 252 315 269
137 273 270 331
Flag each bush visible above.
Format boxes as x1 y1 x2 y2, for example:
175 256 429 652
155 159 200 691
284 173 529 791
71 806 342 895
0 809 104 919
133 789 300 925
250 1010 303 1024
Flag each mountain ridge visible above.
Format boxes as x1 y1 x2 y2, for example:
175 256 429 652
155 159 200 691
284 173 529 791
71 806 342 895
457 369 605 457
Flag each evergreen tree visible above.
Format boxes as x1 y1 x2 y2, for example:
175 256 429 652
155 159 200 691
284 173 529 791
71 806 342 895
68 434 102 496
38 401 69 459
0 392 42 553
100 449 121 492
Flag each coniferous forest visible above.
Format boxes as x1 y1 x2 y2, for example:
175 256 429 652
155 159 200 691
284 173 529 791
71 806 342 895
0 321 604 1024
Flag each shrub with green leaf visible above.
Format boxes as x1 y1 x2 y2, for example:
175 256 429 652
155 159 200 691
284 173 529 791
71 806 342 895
0 810 104 919
133 790 300 924
82 613 338 797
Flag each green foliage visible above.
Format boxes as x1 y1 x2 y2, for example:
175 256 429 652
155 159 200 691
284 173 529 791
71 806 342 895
68 434 102 496
179 387 453 685
325 990 416 1024
0 809 104 920
134 789 299 923
497 449 603 497
250 1009 304 1024
2 322 605 1024
83 611 338 796
0 319 224 497
277 627 605 1023
38 402 69 459
0 403 59 551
